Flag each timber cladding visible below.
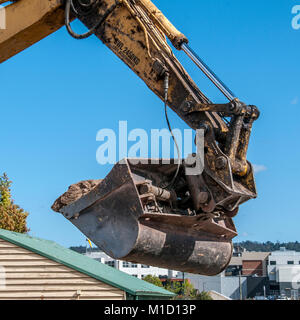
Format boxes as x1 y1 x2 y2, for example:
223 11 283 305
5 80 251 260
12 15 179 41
0 239 125 300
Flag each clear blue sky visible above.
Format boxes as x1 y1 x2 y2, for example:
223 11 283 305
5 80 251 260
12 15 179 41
1 0 299 247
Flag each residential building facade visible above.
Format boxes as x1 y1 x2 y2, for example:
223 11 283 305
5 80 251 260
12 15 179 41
241 252 270 276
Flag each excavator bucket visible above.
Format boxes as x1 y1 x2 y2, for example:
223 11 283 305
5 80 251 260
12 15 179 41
53 159 237 275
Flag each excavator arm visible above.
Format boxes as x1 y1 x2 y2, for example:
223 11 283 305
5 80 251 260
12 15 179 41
1 0 260 274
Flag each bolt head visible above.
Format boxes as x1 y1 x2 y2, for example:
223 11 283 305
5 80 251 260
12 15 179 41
215 156 227 170
183 101 191 112
198 192 209 204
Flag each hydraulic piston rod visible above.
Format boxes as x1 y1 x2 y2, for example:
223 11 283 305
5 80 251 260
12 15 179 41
136 0 236 101
181 44 236 101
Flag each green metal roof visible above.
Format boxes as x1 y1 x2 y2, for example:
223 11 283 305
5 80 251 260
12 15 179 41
0 228 175 298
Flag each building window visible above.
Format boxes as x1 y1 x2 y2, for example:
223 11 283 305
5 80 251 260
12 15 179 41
141 264 150 268
270 261 276 265
288 261 294 265
105 261 115 268
122 262 138 268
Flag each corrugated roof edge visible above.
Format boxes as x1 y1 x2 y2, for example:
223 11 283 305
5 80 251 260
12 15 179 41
0 228 175 298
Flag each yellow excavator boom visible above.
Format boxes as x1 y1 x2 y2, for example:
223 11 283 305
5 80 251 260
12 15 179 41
0 0 66 63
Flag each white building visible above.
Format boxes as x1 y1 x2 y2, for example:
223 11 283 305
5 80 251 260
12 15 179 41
268 247 300 280
178 271 248 300
267 247 300 298
84 251 178 280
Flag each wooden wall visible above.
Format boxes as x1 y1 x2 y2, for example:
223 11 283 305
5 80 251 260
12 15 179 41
0 239 125 300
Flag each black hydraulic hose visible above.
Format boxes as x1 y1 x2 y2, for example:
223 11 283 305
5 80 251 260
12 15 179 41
65 0 119 40
162 72 181 190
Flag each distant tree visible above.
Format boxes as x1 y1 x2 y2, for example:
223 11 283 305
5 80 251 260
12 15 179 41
143 275 164 288
164 279 212 300
0 173 28 233
167 280 195 296
195 291 213 300
70 246 87 254
70 245 100 254
234 241 300 252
